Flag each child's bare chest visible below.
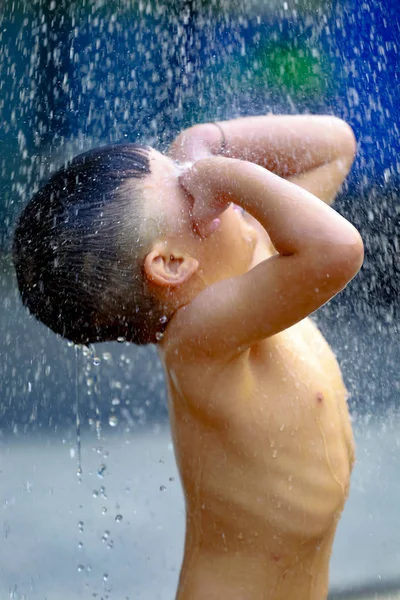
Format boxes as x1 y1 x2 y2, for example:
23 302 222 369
167 317 347 438
246 318 352 458
251 317 345 406
166 318 354 542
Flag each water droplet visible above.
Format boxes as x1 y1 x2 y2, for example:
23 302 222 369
78 521 84 532
100 486 107 499
115 514 123 522
111 398 120 406
101 507 107 515
102 530 110 542
280 424 285 431
169 476 174 482
97 464 106 478
272 450 278 459
77 564 85 572
159 315 168 324
103 573 109 582
93 356 101 366
159 485 166 491
108 415 118 427
102 352 112 361
78 541 83 549
117 336 125 343
155 331 164 341
93 490 99 498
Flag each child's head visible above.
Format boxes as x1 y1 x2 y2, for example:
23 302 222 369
13 144 257 346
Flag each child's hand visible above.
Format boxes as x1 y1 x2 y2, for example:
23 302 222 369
168 124 216 164
178 158 232 238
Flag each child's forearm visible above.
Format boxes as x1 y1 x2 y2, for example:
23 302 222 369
218 115 355 176
171 115 356 177
170 115 356 204
190 156 361 259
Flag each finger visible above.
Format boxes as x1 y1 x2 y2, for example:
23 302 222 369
178 167 199 195
179 171 211 224
194 218 221 239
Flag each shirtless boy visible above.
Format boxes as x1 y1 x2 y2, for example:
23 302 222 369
13 115 363 599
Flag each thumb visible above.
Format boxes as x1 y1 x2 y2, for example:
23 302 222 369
178 163 210 209
178 160 230 237
178 167 213 233
194 217 222 239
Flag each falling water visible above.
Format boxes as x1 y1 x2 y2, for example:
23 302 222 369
0 1 399 598
74 345 82 481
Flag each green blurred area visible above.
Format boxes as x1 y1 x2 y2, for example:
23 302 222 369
254 42 329 97
219 38 331 102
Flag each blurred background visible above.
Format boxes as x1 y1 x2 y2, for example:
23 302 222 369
0 1 399 598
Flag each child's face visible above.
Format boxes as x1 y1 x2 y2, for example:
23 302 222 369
140 148 259 289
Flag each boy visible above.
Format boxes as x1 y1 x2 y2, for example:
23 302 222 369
13 115 363 599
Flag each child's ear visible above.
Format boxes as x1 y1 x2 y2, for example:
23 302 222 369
144 242 199 287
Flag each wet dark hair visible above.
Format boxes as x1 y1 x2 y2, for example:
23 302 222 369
13 143 169 345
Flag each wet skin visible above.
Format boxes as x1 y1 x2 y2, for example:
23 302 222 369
162 227 355 599
137 116 362 599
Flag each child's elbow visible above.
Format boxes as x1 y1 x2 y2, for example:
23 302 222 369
342 120 357 156
333 117 357 164
344 230 364 277
327 231 364 286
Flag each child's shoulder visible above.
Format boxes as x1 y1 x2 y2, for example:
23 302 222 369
160 312 251 384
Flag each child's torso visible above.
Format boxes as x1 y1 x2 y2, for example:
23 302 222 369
163 317 355 555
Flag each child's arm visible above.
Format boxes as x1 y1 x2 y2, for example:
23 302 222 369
175 157 364 358
168 115 356 205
